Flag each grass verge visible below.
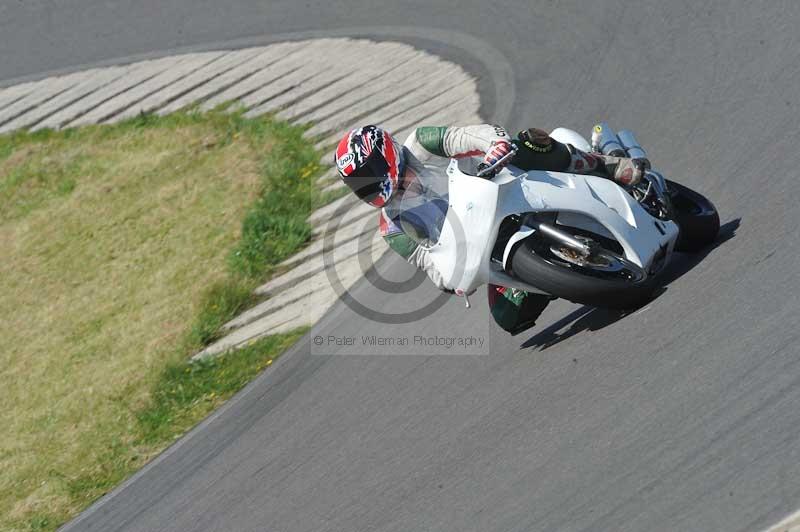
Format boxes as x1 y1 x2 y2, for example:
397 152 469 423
0 109 326 531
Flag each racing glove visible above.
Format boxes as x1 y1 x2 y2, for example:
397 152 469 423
477 139 514 178
484 139 514 167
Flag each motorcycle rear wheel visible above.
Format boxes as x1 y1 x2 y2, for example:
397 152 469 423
666 180 720 252
510 232 655 310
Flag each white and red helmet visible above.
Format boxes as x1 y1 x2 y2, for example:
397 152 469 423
334 125 403 208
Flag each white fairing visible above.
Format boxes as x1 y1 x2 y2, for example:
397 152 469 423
550 127 592 152
426 157 679 295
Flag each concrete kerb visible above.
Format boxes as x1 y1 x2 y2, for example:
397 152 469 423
156 44 297 115
225 236 385 333
0 81 41 111
0 71 85 127
294 51 441 128
33 55 183 130
274 43 420 123
79 52 226 125
198 39 336 111
765 509 800 532
302 55 452 140
282 210 380 266
253 234 378 299
0 67 129 133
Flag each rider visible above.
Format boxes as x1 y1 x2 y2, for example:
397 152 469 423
334 124 650 334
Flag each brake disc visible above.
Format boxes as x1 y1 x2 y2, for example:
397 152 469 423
549 236 622 272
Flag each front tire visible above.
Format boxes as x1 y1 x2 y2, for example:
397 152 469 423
667 180 720 252
510 235 654 310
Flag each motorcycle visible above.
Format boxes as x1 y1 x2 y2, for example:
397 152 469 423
385 123 720 309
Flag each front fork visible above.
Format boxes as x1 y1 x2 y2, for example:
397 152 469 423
630 170 673 220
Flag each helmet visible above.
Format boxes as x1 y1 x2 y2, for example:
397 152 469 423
334 125 403 208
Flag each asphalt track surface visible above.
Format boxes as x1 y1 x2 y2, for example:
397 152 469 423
4 1 800 531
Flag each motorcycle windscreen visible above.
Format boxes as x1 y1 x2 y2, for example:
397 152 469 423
384 169 450 247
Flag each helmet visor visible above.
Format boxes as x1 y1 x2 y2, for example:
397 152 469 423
346 150 391 202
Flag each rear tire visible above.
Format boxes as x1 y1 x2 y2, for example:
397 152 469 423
510 236 654 310
667 180 720 252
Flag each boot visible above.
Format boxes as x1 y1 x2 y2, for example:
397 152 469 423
595 153 650 186
564 144 649 186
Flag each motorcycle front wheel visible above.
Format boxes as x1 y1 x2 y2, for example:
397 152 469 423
510 232 655 310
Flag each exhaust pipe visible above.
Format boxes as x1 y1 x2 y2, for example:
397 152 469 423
616 129 648 160
529 220 591 255
591 122 626 157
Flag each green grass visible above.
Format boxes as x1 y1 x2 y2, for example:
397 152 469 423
0 109 327 531
137 330 307 445
188 278 256 347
